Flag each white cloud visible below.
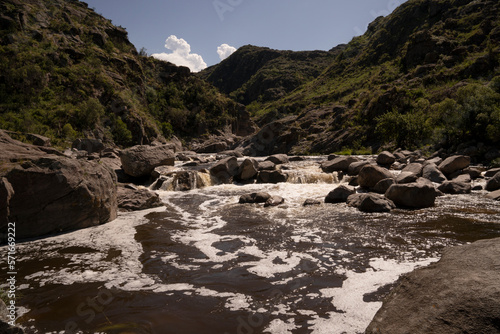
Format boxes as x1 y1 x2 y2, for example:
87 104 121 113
152 35 207 72
217 43 237 61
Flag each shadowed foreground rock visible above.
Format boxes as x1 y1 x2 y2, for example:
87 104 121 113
366 237 500 334
0 131 117 241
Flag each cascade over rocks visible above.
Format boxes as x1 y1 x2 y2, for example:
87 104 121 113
366 237 500 334
0 130 117 241
120 145 175 178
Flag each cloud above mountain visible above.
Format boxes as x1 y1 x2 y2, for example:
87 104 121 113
217 44 237 61
152 35 207 72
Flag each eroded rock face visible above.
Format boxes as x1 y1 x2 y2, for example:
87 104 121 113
120 145 175 178
366 237 500 334
0 131 117 241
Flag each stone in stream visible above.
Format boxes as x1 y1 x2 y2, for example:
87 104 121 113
238 158 259 180
437 181 472 194
358 165 394 189
321 156 359 173
257 170 288 184
401 162 423 176
325 185 356 203
385 182 437 209
303 199 322 206
239 192 272 204
209 156 239 184
485 189 500 200
117 187 163 211
265 154 289 165
347 160 370 176
264 196 285 207
438 155 470 176
486 171 500 191
120 144 175 178
373 178 396 194
376 151 396 166
258 160 276 171
346 193 395 213
366 237 500 334
396 172 419 184
422 162 447 183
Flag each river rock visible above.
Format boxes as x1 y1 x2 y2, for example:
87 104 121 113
117 187 163 211
376 151 396 166
358 165 394 189
485 189 500 200
438 181 472 194
385 182 437 208
303 199 322 206
321 156 359 173
120 145 175 178
0 131 117 241
265 154 289 165
258 160 276 171
238 158 259 180
486 172 500 191
401 162 423 176
485 167 500 178
438 155 470 175
325 185 356 203
264 196 285 207
347 160 370 176
366 237 500 334
373 178 396 194
257 170 288 184
346 193 395 213
452 173 471 183
239 192 272 204
210 157 239 184
396 171 419 184
422 162 447 183
464 167 482 180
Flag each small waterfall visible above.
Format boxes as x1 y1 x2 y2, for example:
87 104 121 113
285 170 340 184
151 170 214 191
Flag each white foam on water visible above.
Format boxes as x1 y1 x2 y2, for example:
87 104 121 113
264 318 297 334
308 257 438 334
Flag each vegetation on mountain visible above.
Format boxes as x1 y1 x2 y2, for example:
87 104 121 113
203 0 500 159
0 0 246 148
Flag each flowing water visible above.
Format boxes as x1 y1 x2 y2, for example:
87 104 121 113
3 157 500 334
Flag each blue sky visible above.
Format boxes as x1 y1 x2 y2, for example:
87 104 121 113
84 0 407 71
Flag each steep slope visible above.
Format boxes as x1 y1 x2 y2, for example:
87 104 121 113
0 0 250 148
213 0 500 159
199 45 344 106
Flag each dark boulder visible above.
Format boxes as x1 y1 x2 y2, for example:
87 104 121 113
258 160 276 171
366 237 500 334
72 138 104 154
401 162 423 176
438 155 470 175
239 192 272 204
358 165 393 189
396 171 419 184
486 172 500 191
347 160 370 176
373 178 396 194
325 185 356 203
422 162 447 183
438 181 472 194
346 193 395 213
264 196 285 207
321 156 359 173
385 182 437 209
485 190 500 201
117 187 163 211
303 199 322 206
257 170 288 184
376 151 396 166
210 157 239 184
238 158 259 180
120 145 175 178
265 154 289 165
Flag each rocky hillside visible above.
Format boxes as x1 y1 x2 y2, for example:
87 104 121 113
0 0 252 148
205 0 500 161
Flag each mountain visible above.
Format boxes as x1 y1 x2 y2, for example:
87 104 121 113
203 0 500 160
0 0 252 148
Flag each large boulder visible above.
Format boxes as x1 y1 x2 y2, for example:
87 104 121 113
401 162 423 176
385 182 437 208
120 145 175 178
321 156 359 173
346 193 395 213
72 138 104 154
238 158 259 180
0 131 117 241
376 151 396 166
347 160 370 176
358 165 394 189
422 162 447 183
239 192 272 204
325 185 356 203
438 155 470 175
486 172 500 191
117 186 163 211
366 237 500 334
265 154 289 165
396 171 419 184
257 170 288 184
485 190 500 201
438 181 472 194
373 178 396 194
210 157 239 184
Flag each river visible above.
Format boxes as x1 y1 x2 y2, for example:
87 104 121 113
3 157 500 333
